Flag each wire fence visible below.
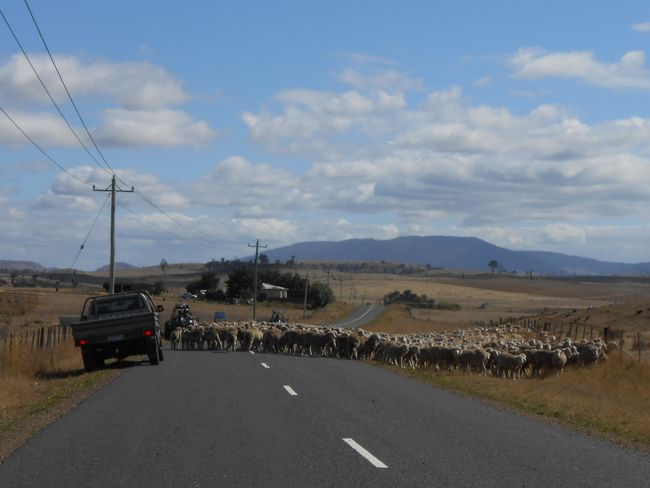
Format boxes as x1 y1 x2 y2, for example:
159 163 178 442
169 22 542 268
476 316 650 362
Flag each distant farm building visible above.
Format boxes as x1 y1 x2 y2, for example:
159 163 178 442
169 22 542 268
261 283 288 300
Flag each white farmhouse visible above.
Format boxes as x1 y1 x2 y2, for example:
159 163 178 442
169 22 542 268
262 282 288 300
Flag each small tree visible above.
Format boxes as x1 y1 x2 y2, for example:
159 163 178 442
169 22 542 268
152 280 166 296
488 260 499 274
226 265 255 301
307 282 334 309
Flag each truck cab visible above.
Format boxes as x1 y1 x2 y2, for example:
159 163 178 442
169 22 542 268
72 291 164 372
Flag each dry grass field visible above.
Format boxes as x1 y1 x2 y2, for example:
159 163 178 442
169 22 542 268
325 272 650 333
0 336 118 461
389 356 650 448
1 270 650 452
0 287 97 329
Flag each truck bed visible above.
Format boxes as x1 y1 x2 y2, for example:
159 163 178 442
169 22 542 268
71 311 157 346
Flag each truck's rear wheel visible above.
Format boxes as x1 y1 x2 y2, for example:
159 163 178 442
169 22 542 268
158 346 164 362
81 348 96 372
147 340 159 365
94 351 105 369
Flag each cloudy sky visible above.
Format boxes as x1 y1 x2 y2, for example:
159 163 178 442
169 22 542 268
1 0 650 269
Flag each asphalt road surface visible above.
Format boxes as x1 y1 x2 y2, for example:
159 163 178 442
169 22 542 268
1 350 649 487
326 303 384 329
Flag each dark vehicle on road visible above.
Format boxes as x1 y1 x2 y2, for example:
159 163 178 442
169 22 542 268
71 291 164 372
269 309 286 323
163 303 197 340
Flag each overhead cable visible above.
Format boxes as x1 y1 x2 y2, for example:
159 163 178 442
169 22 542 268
118 201 215 248
134 190 217 246
0 103 89 185
22 0 115 174
70 193 111 269
0 7 113 176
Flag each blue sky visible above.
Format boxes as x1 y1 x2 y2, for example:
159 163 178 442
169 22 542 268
2 0 650 269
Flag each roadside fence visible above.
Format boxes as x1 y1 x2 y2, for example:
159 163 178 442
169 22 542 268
474 316 650 362
0 324 73 354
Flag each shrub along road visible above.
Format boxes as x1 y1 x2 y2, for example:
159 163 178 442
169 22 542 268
0 349 648 487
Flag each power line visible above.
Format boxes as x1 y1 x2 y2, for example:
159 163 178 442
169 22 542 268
134 190 217 246
118 201 215 248
0 7 113 176
0 102 88 185
17 0 221 249
70 193 111 269
22 1 219 246
22 0 116 174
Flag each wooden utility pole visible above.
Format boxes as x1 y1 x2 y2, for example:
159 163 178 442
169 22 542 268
248 238 267 321
93 175 133 293
303 273 309 319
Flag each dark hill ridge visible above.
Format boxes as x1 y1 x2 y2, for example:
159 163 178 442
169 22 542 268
0 260 45 272
94 262 136 272
261 236 650 276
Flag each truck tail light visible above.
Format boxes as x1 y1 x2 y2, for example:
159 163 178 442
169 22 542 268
143 330 154 337
79 339 88 346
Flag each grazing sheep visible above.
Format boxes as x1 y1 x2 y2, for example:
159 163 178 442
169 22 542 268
496 352 527 379
203 326 222 351
166 319 612 382
170 327 183 350
459 348 490 374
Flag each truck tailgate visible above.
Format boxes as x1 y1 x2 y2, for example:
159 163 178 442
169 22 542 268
71 312 157 345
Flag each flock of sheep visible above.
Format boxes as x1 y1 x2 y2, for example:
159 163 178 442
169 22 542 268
168 320 614 379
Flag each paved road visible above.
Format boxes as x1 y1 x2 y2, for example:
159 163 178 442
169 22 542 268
326 303 384 329
1 350 649 487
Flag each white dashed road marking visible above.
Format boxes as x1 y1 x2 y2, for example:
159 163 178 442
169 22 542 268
342 438 388 469
283 385 298 396
260 363 270 369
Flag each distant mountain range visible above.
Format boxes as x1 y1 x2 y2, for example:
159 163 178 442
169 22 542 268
260 236 650 276
94 262 136 272
3 236 650 276
0 260 45 272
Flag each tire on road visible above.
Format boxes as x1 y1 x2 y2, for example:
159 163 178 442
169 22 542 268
94 351 105 369
147 339 160 366
81 347 96 372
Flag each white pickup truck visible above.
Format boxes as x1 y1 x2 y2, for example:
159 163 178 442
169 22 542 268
71 291 164 372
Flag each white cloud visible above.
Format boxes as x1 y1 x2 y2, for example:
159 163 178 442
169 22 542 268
0 109 79 147
509 48 650 90
6 60 650 267
239 69 650 248
0 53 217 149
631 22 650 32
338 68 423 92
473 75 492 87
341 52 396 66
0 54 188 109
95 109 218 148
543 223 587 244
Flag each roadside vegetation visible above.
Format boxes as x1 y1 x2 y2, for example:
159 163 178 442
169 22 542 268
0 337 117 460
386 354 650 448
